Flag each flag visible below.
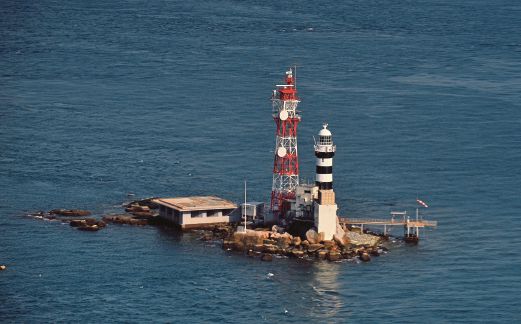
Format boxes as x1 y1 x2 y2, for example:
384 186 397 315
416 199 429 208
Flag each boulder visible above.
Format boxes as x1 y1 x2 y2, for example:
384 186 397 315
96 220 107 228
333 234 350 248
262 244 278 254
301 240 310 249
327 251 342 262
253 244 264 252
317 251 327 260
263 239 277 245
0 265 6 271
307 243 324 253
246 249 255 257
317 232 325 243
305 229 319 244
291 236 301 247
261 253 273 262
291 250 305 258
85 218 98 226
323 240 336 250
69 220 86 228
345 231 381 247
359 252 371 262
276 236 292 249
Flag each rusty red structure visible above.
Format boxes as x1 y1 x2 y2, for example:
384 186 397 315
270 68 301 217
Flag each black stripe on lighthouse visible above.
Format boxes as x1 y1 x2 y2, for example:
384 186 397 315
316 166 332 174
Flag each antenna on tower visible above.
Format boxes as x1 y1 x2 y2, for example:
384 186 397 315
292 64 300 89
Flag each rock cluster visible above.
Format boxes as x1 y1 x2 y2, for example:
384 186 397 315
28 210 107 232
221 225 385 263
102 214 149 226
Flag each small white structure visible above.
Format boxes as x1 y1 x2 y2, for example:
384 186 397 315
313 123 338 240
154 196 238 229
241 202 265 223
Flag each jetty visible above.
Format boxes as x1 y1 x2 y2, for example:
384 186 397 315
339 211 437 243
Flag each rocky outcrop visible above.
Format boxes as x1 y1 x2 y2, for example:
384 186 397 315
49 209 91 217
124 198 159 210
0 265 6 271
345 231 381 247
102 214 149 226
221 227 386 263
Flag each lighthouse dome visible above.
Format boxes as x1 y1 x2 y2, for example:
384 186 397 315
318 123 332 137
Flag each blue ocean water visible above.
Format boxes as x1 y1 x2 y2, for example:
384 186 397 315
1 0 521 322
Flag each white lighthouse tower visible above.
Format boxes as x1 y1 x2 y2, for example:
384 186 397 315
313 123 338 240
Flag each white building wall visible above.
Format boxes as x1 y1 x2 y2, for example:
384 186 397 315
314 203 338 240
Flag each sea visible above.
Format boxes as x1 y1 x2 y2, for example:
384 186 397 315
1 0 521 322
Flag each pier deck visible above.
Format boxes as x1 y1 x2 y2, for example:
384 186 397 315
339 217 437 228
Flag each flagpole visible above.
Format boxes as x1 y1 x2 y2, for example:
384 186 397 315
244 180 247 233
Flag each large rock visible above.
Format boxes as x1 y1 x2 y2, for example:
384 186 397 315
291 236 301 247
323 240 336 250
85 218 98 226
359 252 371 262
276 235 292 249
0 265 6 271
327 251 342 262
69 220 86 228
307 243 324 253
345 231 381 247
262 244 278 254
125 204 150 213
306 229 319 244
333 233 350 248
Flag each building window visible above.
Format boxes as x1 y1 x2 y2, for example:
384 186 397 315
207 211 218 217
191 211 202 218
320 135 331 145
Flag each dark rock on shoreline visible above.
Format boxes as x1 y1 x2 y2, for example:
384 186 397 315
49 209 91 217
217 227 387 263
124 198 159 210
102 214 149 226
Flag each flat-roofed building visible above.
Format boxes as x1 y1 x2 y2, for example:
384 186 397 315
153 196 238 229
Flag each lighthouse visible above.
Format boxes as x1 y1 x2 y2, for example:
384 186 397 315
270 68 301 218
313 123 338 240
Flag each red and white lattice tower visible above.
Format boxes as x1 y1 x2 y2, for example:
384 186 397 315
270 68 301 216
